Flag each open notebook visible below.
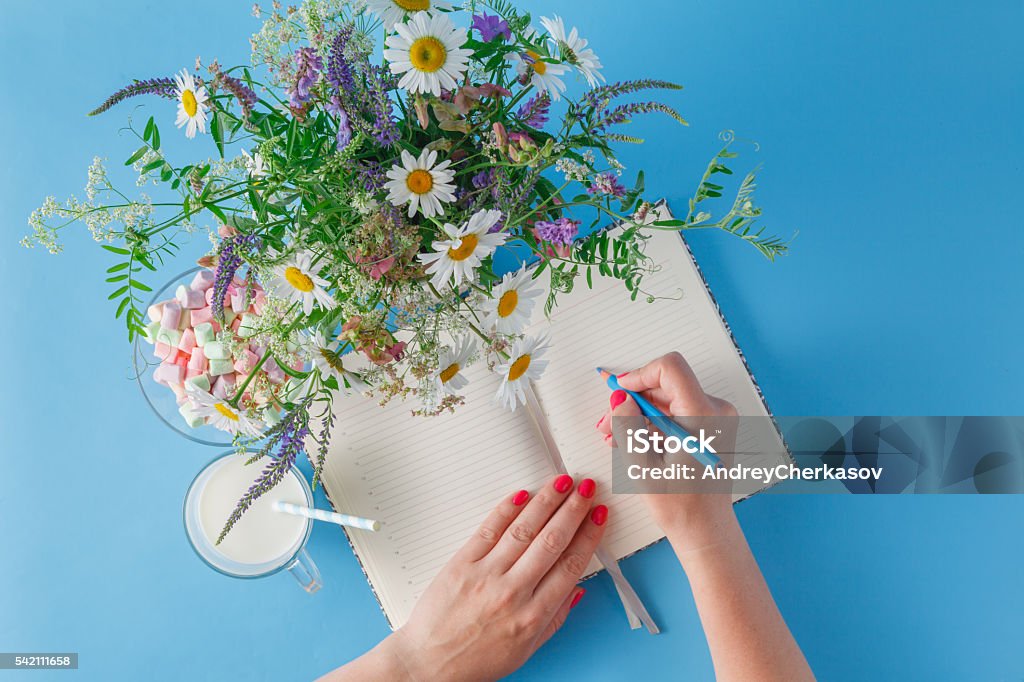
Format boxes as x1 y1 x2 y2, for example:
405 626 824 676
317 203 788 629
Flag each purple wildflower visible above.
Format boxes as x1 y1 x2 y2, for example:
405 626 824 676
361 65 399 146
288 47 322 108
327 95 353 151
217 402 311 544
588 172 627 198
472 168 496 189
326 25 356 93
581 79 682 110
214 72 258 118
534 217 580 245
212 233 261 321
471 13 511 42
517 92 551 129
88 77 177 116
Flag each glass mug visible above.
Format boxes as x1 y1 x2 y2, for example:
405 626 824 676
184 451 322 592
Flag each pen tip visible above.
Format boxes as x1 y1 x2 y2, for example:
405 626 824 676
595 367 604 374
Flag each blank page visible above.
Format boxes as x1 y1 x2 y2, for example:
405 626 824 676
318 363 556 628
529 205 788 560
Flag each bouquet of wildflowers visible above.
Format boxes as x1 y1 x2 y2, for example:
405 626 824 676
25 0 785 538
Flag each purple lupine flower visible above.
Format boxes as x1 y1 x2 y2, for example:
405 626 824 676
471 13 511 42
517 92 551 129
288 47 322 108
212 233 261 321
472 168 496 189
326 25 356 93
355 161 387 194
587 172 627 198
362 65 399 145
534 217 580 245
215 72 258 118
88 77 177 116
326 95 353 150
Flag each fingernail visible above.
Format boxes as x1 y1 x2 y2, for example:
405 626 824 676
512 489 529 506
595 415 606 429
618 371 630 377
609 389 627 410
553 474 573 493
603 433 613 444
571 589 586 609
578 478 596 499
591 504 608 526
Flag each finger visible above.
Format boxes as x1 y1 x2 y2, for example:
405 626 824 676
609 352 713 414
535 588 585 650
509 477 596 584
598 386 643 437
485 474 575 572
534 503 608 606
454 487 532 563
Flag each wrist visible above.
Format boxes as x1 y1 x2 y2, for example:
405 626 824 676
660 500 740 564
363 635 418 682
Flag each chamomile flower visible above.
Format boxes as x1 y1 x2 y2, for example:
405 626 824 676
173 69 210 139
382 12 472 97
241 149 267 178
540 15 604 87
309 331 367 395
385 148 457 218
186 384 264 438
433 336 475 395
365 0 452 30
269 250 336 316
484 267 542 334
509 50 568 101
494 335 550 410
417 209 507 289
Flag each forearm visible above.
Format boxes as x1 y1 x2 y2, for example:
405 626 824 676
318 636 412 682
666 509 814 682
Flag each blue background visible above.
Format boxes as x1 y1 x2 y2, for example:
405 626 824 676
2 0 1022 680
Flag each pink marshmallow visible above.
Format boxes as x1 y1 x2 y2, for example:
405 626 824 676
178 328 197 353
191 306 213 326
212 374 236 400
177 287 206 309
190 269 215 292
155 363 185 386
147 303 164 323
188 346 207 371
160 301 181 330
185 368 203 380
153 342 172 361
230 291 248 313
169 382 186 401
230 317 242 333
233 349 259 374
204 287 215 306
177 309 191 331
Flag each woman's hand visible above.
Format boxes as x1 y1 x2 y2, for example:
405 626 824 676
596 351 737 551
324 474 607 682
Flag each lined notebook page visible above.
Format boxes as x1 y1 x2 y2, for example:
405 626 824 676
529 211 788 560
319 363 556 628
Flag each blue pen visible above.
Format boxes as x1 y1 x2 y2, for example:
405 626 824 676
597 368 722 468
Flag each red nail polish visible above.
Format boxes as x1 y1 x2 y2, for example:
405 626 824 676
610 390 627 410
512 490 529 506
553 474 573 493
595 415 606 429
591 505 608 526
578 478 596 499
571 589 586 609
618 371 630 377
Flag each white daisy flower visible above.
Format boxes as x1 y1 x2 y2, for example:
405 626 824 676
509 50 568 102
364 0 452 30
484 267 542 334
540 15 604 87
309 331 367 395
434 336 475 395
269 250 336 316
382 12 472 97
173 69 210 139
494 335 550 410
185 384 264 438
241 149 268 178
385 148 457 218
417 209 507 289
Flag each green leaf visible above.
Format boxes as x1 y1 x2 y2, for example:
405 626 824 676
152 125 161 151
108 285 129 300
141 158 164 174
129 279 152 292
125 146 148 166
115 297 131 319
106 261 130 273
143 116 155 142
101 244 130 255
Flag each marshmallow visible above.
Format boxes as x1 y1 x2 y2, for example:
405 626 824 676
143 320 161 344
212 374 236 399
188 346 207 372
154 363 185 386
204 287 216 307
160 301 181 330
265 358 285 384
233 349 259 374
153 342 173 361
176 284 206 309
230 291 247 313
172 351 190 368
178 309 192 331
178 403 205 428
204 341 228 360
178 328 197 354
190 269 215 292
222 308 237 327
147 303 164 324
191 306 213 326
237 314 259 338
156 327 183 348
209 358 234 376
263 407 282 426
230 317 242 333
193 322 216 347
185 373 211 392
